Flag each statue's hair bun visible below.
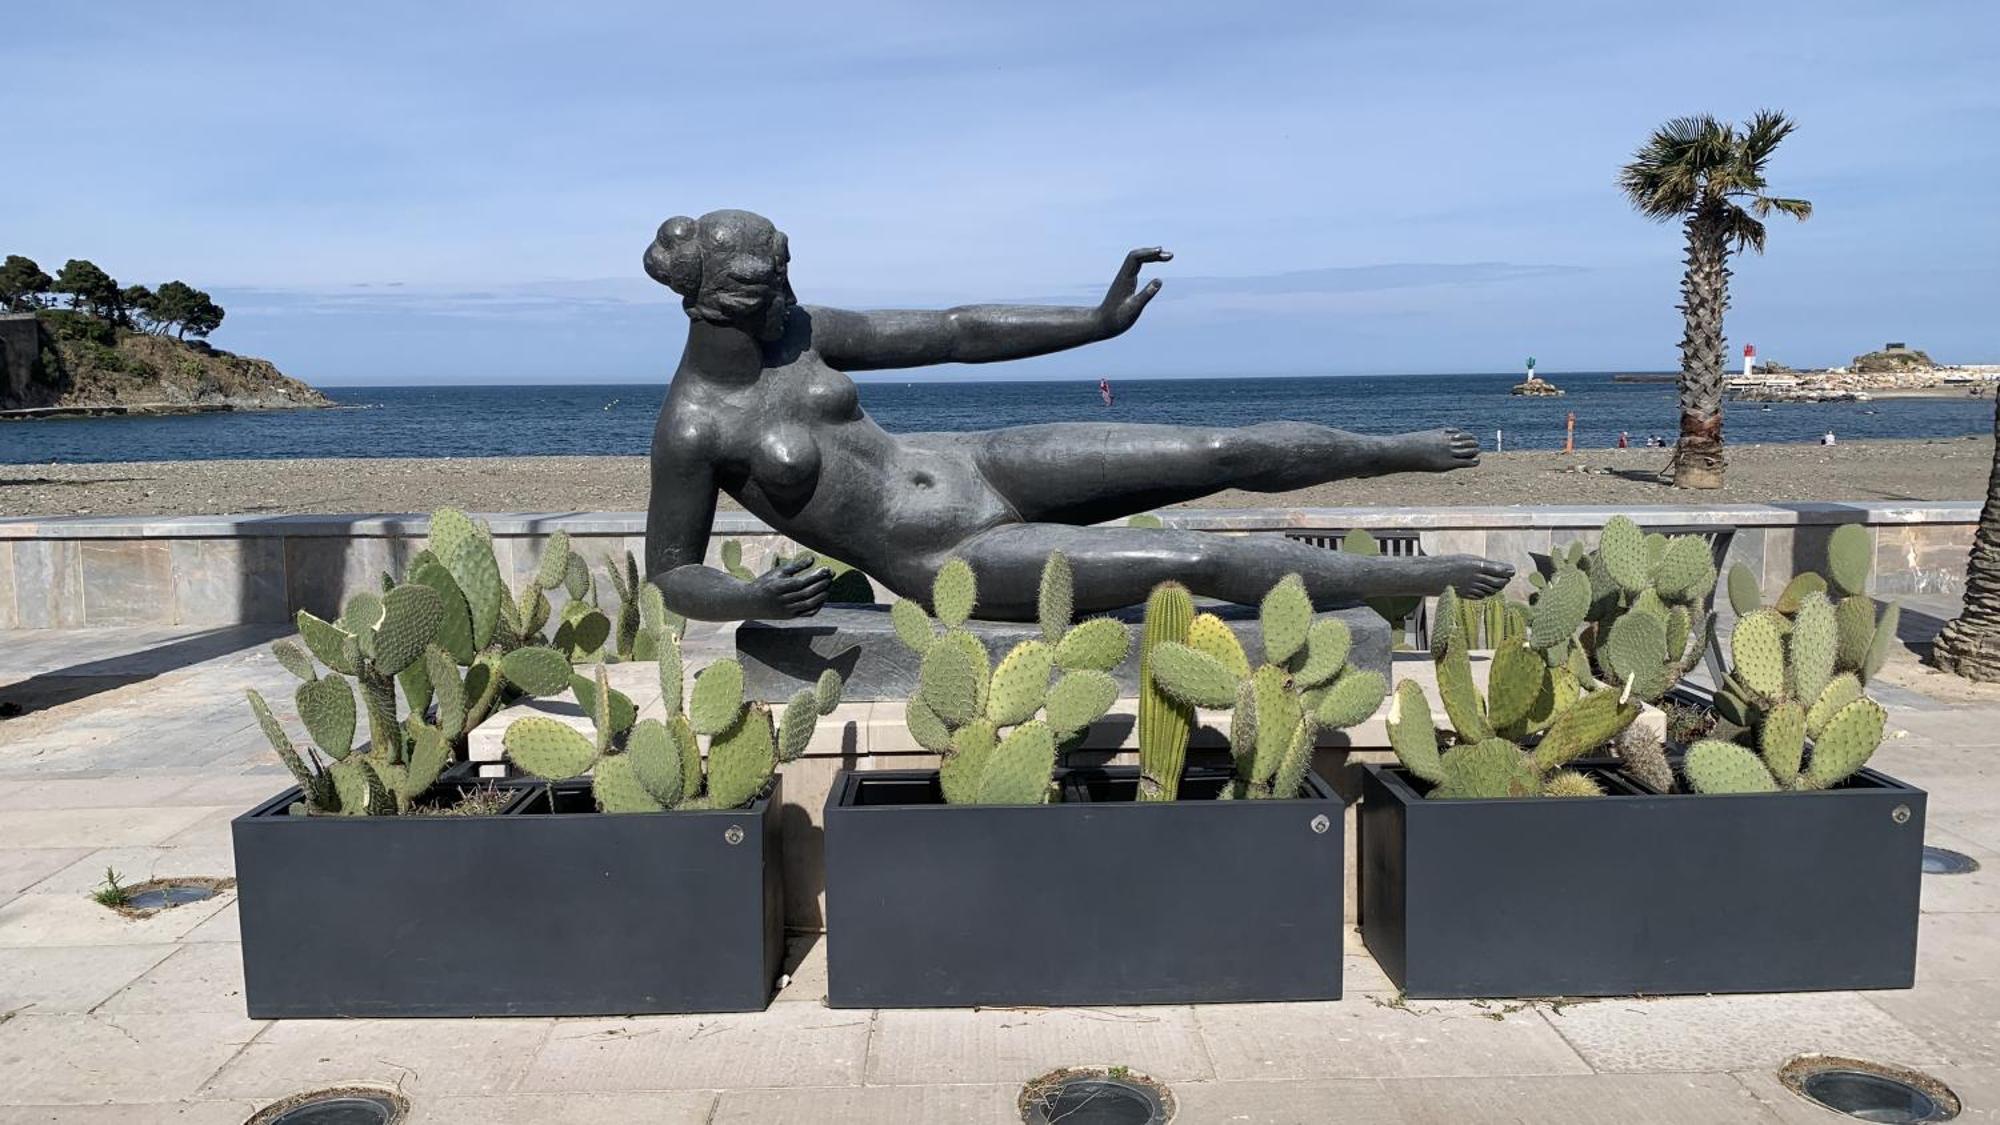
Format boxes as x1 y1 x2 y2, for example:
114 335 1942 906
644 216 704 297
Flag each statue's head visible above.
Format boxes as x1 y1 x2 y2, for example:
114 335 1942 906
645 210 794 340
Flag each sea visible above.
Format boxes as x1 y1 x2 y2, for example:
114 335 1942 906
2 372 1991 465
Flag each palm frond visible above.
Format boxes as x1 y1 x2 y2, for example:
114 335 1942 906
1740 109 1799 173
1618 114 1734 219
1720 204 1768 254
1756 196 1813 221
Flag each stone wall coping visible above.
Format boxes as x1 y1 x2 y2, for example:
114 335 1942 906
0 500 1980 540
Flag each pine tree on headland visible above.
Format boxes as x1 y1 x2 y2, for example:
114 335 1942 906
0 255 53 311
54 259 120 321
1932 394 2000 681
1618 111 1812 489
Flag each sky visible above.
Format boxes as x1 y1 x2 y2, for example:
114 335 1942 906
3 2 1994 386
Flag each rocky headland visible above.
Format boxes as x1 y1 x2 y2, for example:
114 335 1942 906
0 312 329 418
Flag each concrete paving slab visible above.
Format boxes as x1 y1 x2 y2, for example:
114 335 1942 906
97 943 247 1016
1378 1072 1782 1123
179 902 239 943
1863 979 2000 1068
1934 813 2000 855
1918 911 2000 981
29 843 234 895
201 1017 552 1101
1544 992 1945 1073
774 932 827 1005
0 1013 264 1105
0 777 199 811
0 1102 261 1125
407 1092 718 1124
711 1084 1020 1124
0 944 178 1015
1168 1078 1403 1124
1921 827 2000 913
0 847 92 898
1195 998 1591 1081
518 1006 869 1092
866 1006 1213 1086
0 806 217 849
0 886 234 947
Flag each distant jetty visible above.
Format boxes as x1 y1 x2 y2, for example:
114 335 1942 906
1510 373 1564 396
1725 343 2000 403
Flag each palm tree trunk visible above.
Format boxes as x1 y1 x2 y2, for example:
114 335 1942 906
1931 394 2000 680
1671 207 1729 488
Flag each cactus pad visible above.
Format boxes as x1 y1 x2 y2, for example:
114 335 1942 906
1683 739 1780 794
296 674 357 759
940 719 998 804
1037 550 1074 643
330 756 391 816
533 530 573 592
931 558 978 628
1055 617 1129 672
813 668 843 715
1775 572 1828 615
626 718 687 806
1249 664 1301 785
1599 611 1670 703
1292 618 1353 689
371 583 445 676
891 598 935 654
1434 739 1540 800
1430 586 1463 654
1731 610 1789 702
1314 668 1387 730
1826 523 1873 598
976 721 1056 804
428 508 505 651
1807 673 1864 738
1653 535 1718 604
987 640 1055 726
1147 642 1242 709
296 611 358 676
1486 641 1548 731
1726 563 1762 617
1435 642 1493 742
684 659 745 735
1834 596 1877 673
1789 592 1838 705
591 754 664 813
1046 669 1118 735
1258 574 1313 665
503 717 598 780
1598 516 1651 594
1804 697 1886 789
1759 699 1807 786
1386 680 1445 783
1863 602 1901 683
498 645 572 698
1530 569 1591 650
918 630 991 726
1268 718 1316 800
706 706 777 808
903 696 954 754
778 688 820 762
1185 612 1251 680
272 639 317 682
1533 686 1639 770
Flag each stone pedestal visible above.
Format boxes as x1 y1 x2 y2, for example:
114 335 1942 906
734 603 1392 703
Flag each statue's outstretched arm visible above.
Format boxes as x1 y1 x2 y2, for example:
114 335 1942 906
812 248 1170 371
644 438 832 621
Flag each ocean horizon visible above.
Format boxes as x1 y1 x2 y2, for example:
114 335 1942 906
4 371 1991 465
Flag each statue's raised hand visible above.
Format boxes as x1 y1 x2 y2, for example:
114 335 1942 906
745 554 833 619
1097 247 1171 337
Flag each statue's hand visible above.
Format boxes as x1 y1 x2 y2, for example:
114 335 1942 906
745 554 833 618
1097 247 1171 337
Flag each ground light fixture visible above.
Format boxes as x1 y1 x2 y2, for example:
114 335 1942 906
123 882 221 910
1019 1068 1174 1124
245 1086 409 1124
1780 1055 1960 1122
1922 845 1981 875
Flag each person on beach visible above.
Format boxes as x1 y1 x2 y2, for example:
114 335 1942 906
639 209 1514 622
1822 430 1837 446
1617 431 1630 449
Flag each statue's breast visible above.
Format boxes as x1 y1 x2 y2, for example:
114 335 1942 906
798 358 861 421
750 422 821 496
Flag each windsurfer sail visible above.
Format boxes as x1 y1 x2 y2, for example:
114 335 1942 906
1099 377 1113 407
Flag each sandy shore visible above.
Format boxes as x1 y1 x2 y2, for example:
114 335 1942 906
1 437 1989 518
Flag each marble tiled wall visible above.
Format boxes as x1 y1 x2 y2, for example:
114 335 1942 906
0 506 1980 629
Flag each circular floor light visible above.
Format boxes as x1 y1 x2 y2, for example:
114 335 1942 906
1781 1055 1959 1123
1922 846 1981 876
247 1086 408 1125
124 883 219 910
1020 1068 1173 1125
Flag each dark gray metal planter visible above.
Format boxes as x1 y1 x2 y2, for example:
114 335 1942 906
233 778 785 1018
823 766 1344 1008
1358 762 1924 998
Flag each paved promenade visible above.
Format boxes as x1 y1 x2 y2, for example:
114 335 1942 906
1 600 1996 1123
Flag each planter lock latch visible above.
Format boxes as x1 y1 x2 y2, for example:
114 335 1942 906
723 824 746 845
1309 814 1331 835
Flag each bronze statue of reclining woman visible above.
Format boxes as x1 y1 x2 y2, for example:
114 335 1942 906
642 209 1513 622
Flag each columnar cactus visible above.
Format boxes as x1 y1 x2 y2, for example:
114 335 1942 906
1137 583 1195 801
894 553 1127 804
1145 573 1389 800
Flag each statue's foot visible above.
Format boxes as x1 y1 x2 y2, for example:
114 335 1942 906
1429 554 1514 598
1399 427 1482 472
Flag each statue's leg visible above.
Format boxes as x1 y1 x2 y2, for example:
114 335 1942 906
950 523 1512 620
964 422 1481 524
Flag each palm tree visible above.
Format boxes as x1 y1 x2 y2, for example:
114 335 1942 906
1931 395 2000 680
1618 111 1813 488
